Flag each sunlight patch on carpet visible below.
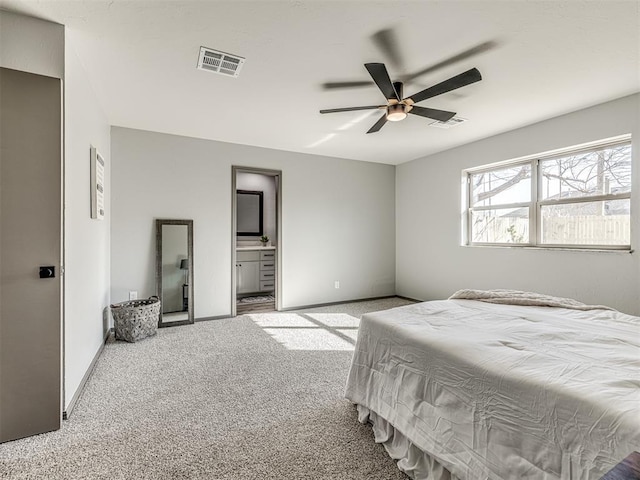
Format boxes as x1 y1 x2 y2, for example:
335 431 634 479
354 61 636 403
247 312 358 351
262 328 354 351
305 313 360 328
338 329 359 341
249 313 316 328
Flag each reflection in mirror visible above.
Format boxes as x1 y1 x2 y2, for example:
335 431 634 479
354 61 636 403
237 190 263 236
155 219 193 327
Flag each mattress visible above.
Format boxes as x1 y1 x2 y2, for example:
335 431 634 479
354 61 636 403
345 298 640 480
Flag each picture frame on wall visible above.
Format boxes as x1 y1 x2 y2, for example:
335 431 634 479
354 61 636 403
90 145 105 220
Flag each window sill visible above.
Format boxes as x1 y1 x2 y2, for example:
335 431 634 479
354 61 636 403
462 244 633 254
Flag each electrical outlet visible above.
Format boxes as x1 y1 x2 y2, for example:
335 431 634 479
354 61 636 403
334 281 340 289
129 291 138 300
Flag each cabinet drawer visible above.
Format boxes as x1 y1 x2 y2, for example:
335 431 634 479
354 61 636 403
260 280 275 291
260 260 275 271
260 270 276 281
237 250 260 261
260 250 275 260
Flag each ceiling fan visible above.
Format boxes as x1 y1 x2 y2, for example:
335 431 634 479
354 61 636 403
319 63 482 134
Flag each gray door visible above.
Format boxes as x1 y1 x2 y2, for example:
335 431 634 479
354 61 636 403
0 67 62 443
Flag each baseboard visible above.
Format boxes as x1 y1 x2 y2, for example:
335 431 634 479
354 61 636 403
396 295 422 303
195 314 231 322
279 295 407 312
62 328 111 420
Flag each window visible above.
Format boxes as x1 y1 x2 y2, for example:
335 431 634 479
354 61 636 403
466 137 632 249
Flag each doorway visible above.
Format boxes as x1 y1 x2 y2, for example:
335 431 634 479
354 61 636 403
231 167 281 317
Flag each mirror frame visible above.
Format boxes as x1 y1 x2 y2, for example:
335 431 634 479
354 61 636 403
236 190 263 236
155 219 194 327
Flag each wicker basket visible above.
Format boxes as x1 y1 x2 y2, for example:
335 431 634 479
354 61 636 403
110 296 161 343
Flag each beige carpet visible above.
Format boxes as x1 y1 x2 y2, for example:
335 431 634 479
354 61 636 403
0 297 415 479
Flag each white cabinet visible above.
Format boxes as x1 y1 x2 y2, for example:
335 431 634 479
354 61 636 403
237 251 260 294
237 248 276 294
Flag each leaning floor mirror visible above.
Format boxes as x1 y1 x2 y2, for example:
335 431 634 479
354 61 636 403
155 219 194 327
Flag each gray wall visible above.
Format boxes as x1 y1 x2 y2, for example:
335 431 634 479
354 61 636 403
63 32 112 409
111 127 396 316
396 94 640 315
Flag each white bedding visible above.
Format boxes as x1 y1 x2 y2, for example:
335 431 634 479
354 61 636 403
448 289 614 311
345 298 640 480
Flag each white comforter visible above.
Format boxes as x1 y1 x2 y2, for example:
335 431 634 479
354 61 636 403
345 298 640 480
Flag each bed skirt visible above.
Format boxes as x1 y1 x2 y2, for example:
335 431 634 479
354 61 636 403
357 404 460 480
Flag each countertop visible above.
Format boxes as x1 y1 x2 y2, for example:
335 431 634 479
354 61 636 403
236 246 276 251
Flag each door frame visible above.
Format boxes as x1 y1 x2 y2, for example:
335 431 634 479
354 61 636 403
231 166 282 317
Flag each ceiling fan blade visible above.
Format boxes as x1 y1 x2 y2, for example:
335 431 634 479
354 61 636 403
409 105 456 123
402 41 496 83
320 105 384 114
321 80 374 90
371 28 404 71
321 40 495 92
406 68 482 105
367 114 388 134
365 63 399 101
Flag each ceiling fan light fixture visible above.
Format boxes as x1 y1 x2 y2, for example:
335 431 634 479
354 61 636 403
386 104 407 122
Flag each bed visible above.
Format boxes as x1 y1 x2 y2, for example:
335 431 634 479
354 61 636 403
345 290 640 480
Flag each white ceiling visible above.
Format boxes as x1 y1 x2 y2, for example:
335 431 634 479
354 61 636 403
1 1 638 165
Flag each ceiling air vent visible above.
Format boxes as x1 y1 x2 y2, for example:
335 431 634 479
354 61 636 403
197 47 245 77
428 116 468 129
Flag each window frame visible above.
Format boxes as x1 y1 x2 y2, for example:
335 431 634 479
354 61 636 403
465 136 632 250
